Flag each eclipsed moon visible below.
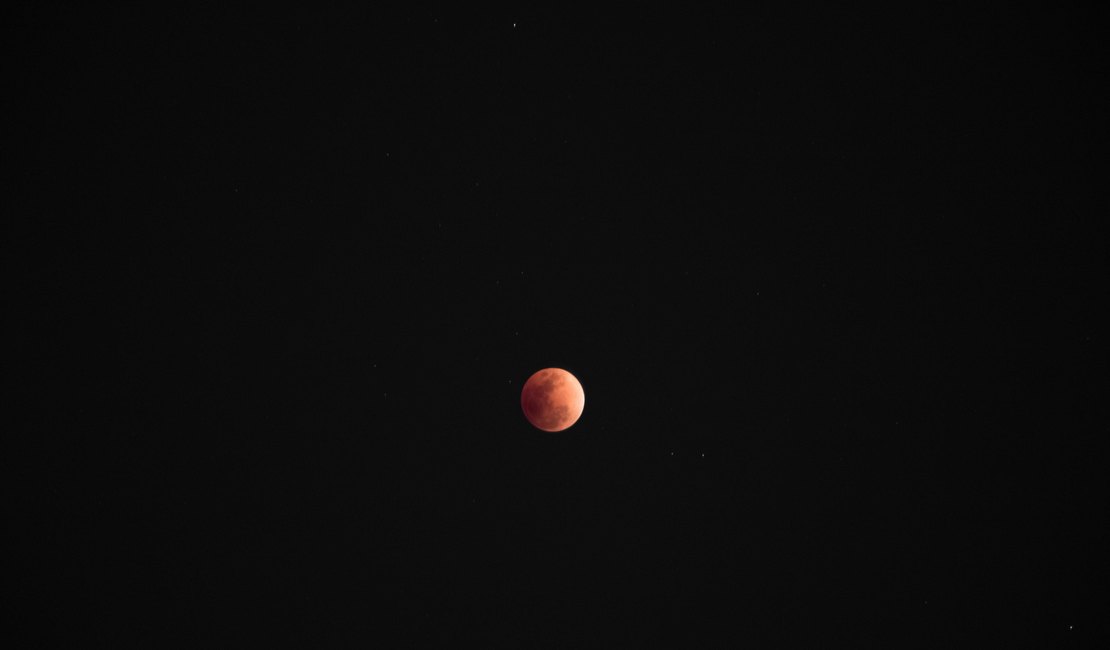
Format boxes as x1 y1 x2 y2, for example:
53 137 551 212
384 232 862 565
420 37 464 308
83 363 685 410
520 367 585 432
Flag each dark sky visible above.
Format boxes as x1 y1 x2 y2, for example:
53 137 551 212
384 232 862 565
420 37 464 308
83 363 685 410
8 6 1106 646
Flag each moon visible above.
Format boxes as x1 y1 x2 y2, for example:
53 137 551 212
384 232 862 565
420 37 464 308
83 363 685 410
521 368 585 432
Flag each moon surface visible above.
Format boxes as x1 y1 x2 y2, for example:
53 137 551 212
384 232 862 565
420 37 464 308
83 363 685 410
521 368 585 432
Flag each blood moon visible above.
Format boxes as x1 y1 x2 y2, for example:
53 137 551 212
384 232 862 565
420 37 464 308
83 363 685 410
521 368 585 432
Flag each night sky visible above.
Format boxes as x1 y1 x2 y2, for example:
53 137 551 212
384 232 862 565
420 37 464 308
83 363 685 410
9 7 1106 646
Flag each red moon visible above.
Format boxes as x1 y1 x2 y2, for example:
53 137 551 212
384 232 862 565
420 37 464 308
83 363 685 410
521 368 585 432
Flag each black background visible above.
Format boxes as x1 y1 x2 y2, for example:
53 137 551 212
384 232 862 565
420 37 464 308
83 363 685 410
7 6 1106 646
